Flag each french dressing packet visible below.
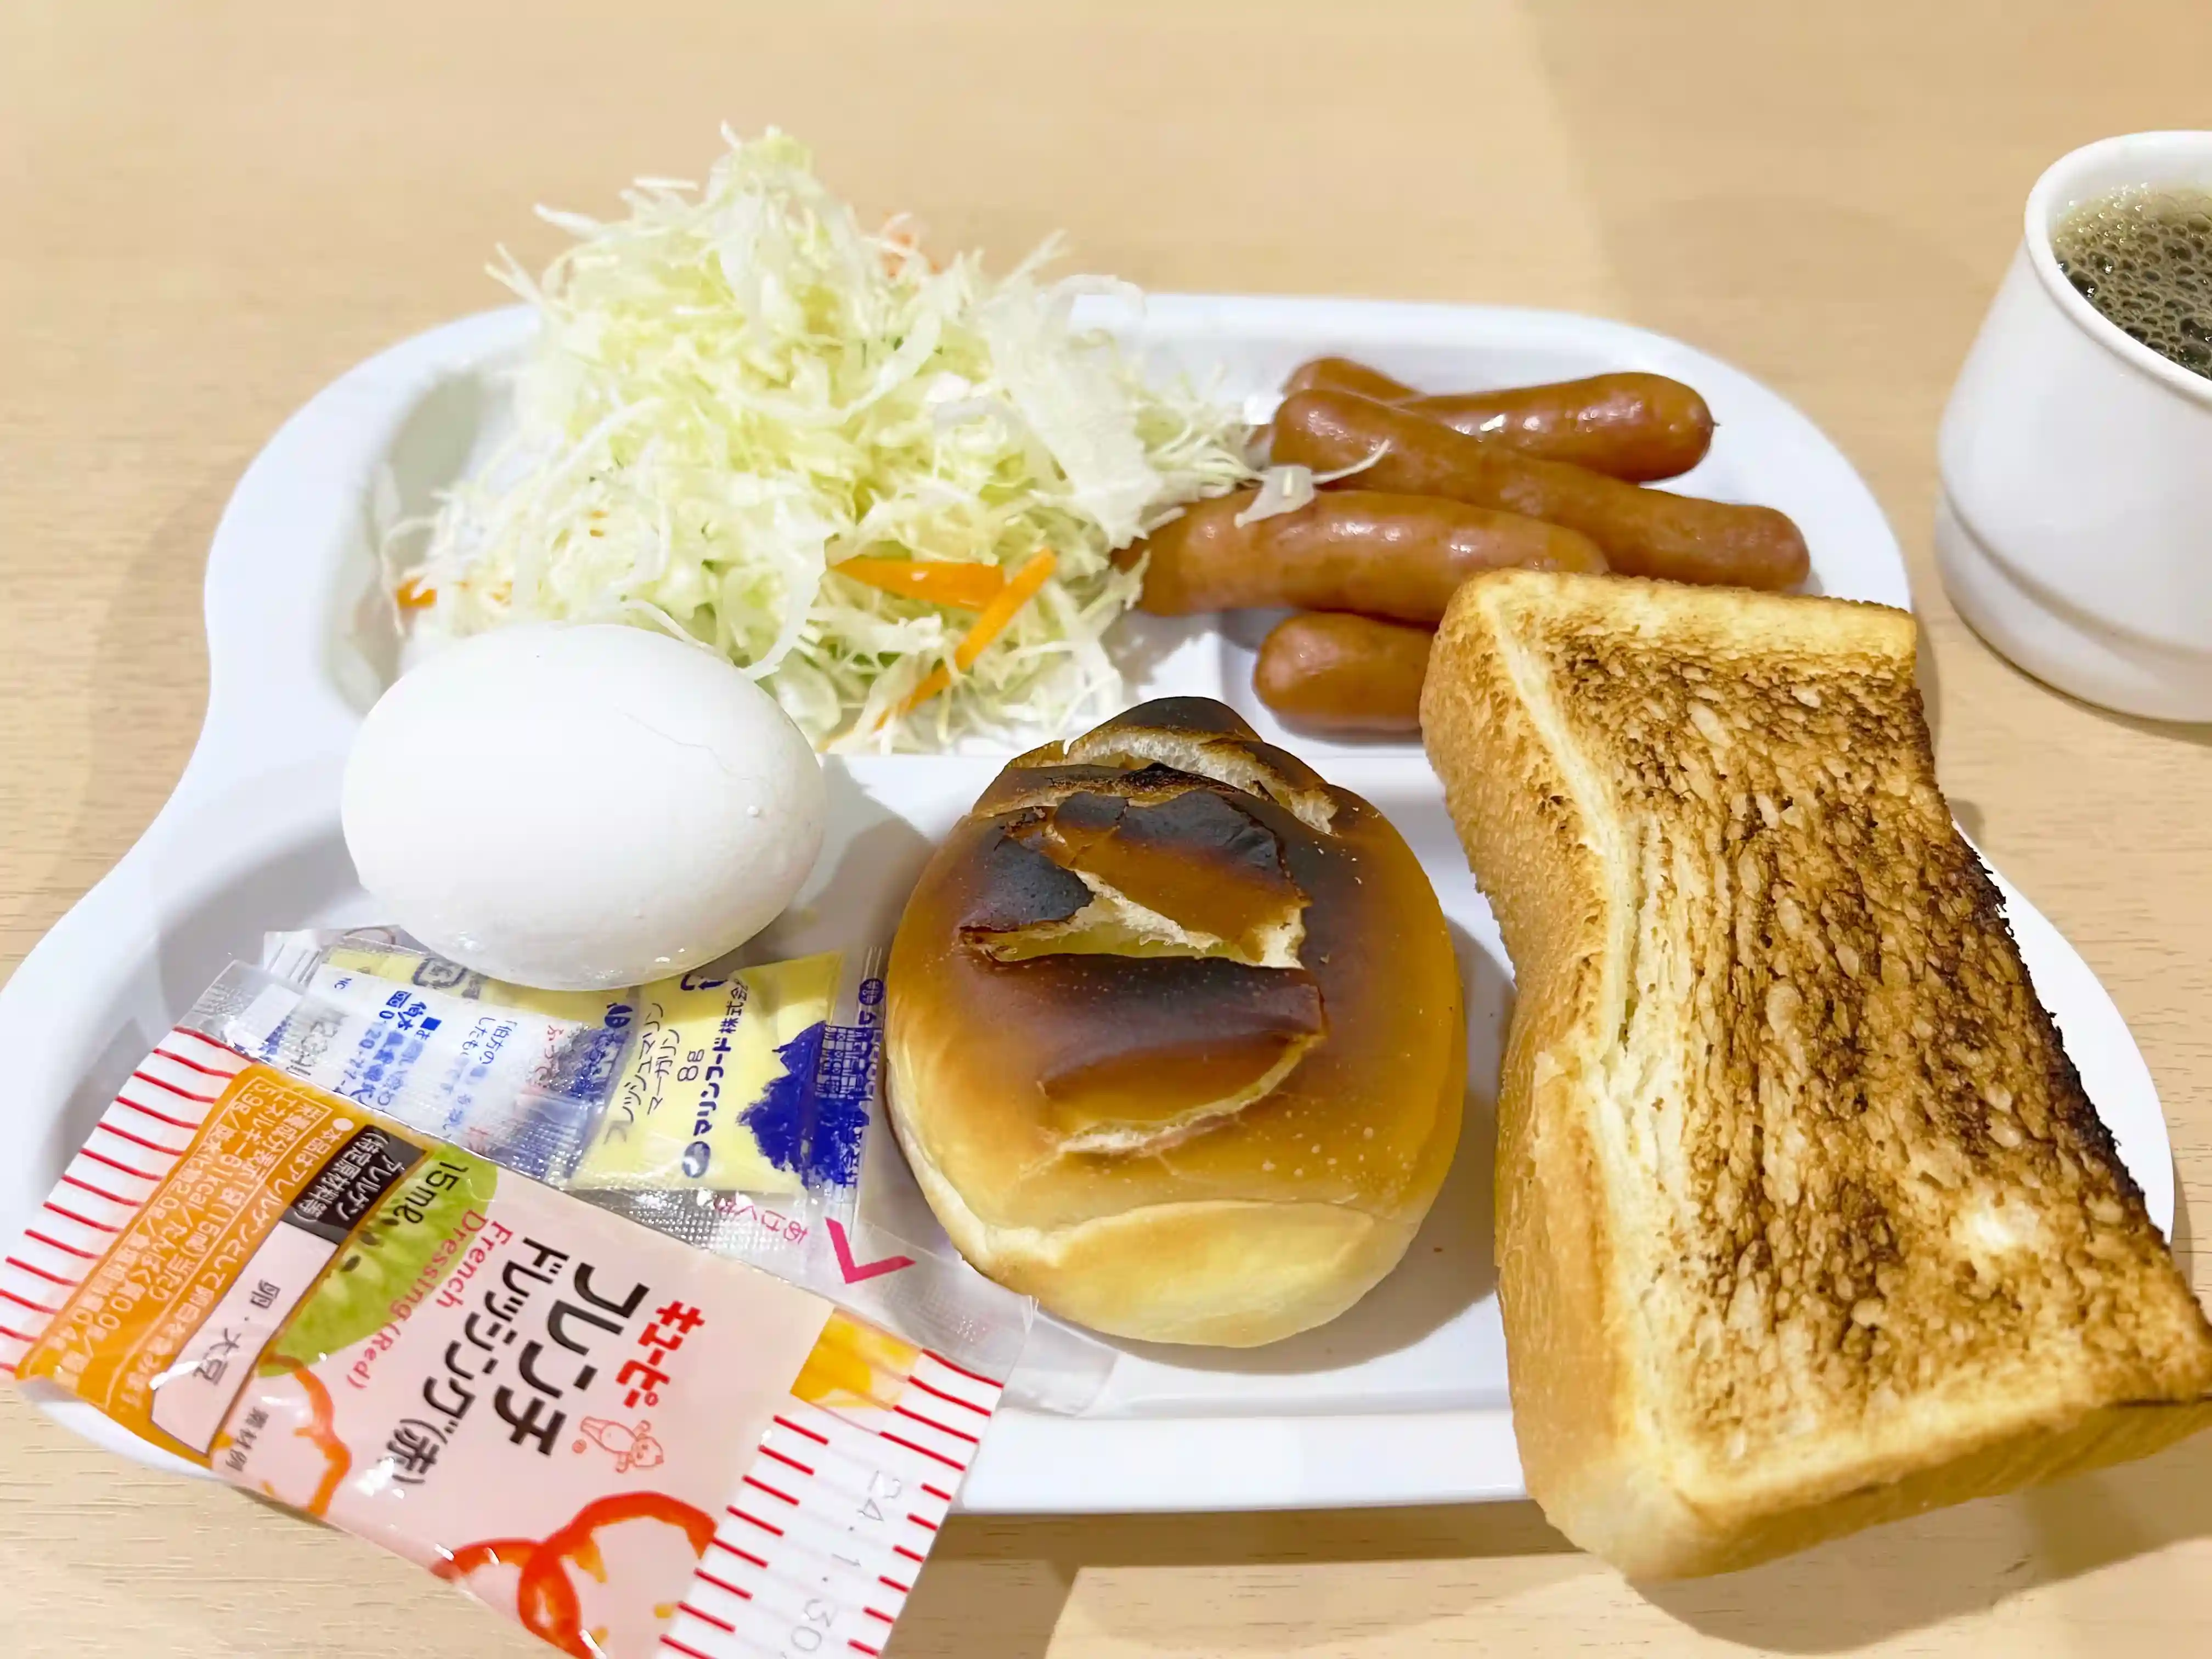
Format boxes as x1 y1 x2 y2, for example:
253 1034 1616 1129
3 1029 1002 1659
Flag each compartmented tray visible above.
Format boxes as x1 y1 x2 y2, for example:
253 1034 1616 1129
0 297 2169 1513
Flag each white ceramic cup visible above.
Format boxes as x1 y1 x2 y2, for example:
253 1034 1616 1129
1936 131 2212 721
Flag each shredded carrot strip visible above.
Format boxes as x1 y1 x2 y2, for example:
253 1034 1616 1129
395 577 437 610
831 557 1007 610
954 551 1058 671
889 664 952 725
878 550 1058 729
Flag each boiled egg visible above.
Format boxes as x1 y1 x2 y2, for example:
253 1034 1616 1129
342 622 826 990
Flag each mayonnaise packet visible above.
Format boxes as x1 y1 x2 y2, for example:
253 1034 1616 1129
3 1029 1001 1659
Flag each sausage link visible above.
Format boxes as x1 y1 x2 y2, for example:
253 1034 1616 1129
1254 612 1431 735
1272 389 1808 591
1253 358 1418 459
1404 374 1711 482
1124 488 1606 623
1278 358 1714 481
1281 356 1418 403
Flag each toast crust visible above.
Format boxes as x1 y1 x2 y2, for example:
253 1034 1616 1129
1424 571 2212 1578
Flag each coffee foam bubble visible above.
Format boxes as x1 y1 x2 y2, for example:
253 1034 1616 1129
2052 187 2212 380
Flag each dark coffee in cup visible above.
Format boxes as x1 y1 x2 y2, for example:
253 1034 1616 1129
2051 186 2212 379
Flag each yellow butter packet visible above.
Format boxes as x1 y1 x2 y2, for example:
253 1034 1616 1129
569 952 844 1194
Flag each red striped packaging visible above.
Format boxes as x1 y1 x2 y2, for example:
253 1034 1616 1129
4 1027 1003 1659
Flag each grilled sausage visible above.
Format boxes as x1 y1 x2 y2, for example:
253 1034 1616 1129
1254 612 1432 734
1272 390 1808 590
1282 356 1421 404
1278 358 1714 482
1279 359 1714 482
1125 488 1606 623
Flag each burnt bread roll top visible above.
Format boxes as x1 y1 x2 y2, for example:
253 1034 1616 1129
885 698 1464 1347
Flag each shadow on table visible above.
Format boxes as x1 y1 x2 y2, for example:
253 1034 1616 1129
901 1502 1578 1659
2002 650 2212 749
907 1429 2212 1658
1643 1428 2212 1651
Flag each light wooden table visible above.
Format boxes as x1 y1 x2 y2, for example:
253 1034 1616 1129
5 2 2210 1652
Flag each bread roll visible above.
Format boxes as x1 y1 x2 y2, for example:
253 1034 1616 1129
885 698 1464 1346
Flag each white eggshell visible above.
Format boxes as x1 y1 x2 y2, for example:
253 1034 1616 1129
342 623 826 990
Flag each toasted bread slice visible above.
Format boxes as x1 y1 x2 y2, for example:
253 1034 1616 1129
1422 570 2212 1579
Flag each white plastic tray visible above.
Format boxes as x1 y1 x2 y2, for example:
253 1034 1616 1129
0 297 2173 1515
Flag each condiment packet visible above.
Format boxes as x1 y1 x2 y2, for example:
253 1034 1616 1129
568 950 864 1195
261 930 882 1201
204 958 619 1182
2 1030 1001 1659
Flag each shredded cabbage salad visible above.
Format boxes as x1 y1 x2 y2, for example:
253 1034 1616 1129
395 129 1254 749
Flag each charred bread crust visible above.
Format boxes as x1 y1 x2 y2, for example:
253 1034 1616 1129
886 697 1464 1346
